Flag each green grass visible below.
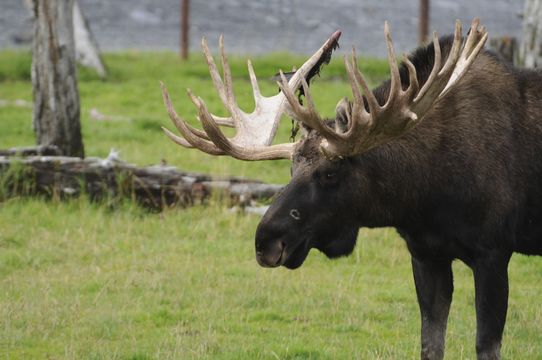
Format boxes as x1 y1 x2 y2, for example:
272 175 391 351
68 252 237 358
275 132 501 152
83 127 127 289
1 51 541 359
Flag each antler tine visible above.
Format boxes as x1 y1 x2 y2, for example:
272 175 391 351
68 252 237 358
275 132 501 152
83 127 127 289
415 32 442 102
247 59 261 100
198 37 237 128
402 53 419 98
195 96 236 154
384 22 401 105
438 20 463 76
206 115 235 127
463 18 481 58
200 36 245 129
162 127 225 155
161 82 226 155
344 53 363 107
184 88 249 157
219 35 237 107
278 71 342 142
343 51 372 139
201 37 228 108
350 49 380 118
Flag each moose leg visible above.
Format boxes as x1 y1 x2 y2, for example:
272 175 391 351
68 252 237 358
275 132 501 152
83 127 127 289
411 257 453 360
472 254 511 360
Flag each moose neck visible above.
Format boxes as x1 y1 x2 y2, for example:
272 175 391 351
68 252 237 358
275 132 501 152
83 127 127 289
352 129 435 230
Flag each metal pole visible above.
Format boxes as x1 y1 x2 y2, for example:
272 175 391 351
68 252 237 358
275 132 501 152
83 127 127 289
419 0 429 45
181 0 189 59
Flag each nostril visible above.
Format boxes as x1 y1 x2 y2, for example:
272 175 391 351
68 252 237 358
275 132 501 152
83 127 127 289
255 239 287 267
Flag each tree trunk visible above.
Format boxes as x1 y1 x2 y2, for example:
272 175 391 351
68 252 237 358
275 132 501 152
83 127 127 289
23 0 107 77
73 0 107 78
32 0 85 157
520 0 542 68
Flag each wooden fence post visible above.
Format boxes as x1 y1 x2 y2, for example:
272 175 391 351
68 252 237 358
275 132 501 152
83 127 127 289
181 0 190 60
419 0 430 45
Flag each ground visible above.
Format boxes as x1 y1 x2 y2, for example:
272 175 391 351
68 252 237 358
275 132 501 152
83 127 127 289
0 51 541 359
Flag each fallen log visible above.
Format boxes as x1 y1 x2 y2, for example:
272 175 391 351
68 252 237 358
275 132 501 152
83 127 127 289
0 155 283 210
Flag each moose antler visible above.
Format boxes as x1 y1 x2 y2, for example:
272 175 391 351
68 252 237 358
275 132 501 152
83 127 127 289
161 31 341 160
279 18 488 159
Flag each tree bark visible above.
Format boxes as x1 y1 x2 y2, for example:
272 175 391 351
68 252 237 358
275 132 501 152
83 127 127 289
32 0 85 157
520 0 542 68
22 0 107 77
73 0 107 78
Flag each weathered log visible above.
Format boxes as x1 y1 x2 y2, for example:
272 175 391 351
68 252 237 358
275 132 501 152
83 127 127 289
0 155 283 210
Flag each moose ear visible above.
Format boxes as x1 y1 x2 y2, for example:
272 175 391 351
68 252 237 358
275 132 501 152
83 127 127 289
335 97 352 134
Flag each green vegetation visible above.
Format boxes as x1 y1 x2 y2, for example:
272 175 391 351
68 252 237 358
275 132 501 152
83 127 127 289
1 51 541 359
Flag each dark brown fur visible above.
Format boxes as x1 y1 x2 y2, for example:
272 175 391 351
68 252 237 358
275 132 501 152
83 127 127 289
255 37 542 360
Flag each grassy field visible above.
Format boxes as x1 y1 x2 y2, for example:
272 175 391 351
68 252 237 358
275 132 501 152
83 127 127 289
1 50 541 359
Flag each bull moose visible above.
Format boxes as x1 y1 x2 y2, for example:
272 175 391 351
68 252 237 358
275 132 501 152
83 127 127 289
160 19 542 360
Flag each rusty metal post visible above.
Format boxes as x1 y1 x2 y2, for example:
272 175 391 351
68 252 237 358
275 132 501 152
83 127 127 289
419 0 429 45
181 0 189 59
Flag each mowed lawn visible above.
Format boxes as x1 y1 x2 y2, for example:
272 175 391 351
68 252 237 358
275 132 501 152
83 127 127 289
1 50 541 359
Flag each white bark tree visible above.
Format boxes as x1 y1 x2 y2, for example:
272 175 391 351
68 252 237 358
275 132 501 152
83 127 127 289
73 1 107 78
520 0 542 68
23 0 107 78
32 0 84 157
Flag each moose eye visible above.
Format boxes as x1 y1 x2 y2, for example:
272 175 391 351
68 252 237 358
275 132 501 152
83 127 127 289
321 171 339 186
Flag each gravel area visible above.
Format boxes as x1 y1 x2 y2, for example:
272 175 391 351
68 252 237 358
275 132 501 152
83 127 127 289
1 0 523 57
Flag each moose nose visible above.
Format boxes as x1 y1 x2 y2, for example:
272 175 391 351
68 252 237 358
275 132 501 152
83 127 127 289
255 240 285 268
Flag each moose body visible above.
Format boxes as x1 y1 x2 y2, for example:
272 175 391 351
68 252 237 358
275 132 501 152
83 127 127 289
161 19 542 359
257 39 542 359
